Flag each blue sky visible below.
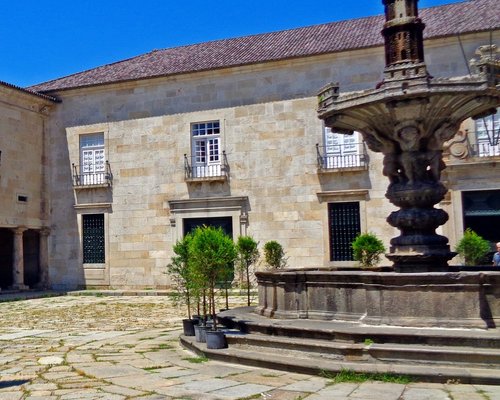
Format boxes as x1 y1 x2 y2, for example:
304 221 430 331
2 0 463 88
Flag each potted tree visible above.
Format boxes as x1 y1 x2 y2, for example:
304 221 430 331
167 233 199 336
218 259 234 311
190 226 237 349
455 228 491 266
237 236 259 306
351 233 385 269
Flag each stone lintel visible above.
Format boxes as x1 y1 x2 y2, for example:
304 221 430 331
316 190 369 203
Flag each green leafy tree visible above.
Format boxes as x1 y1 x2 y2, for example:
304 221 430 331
167 233 195 319
189 226 237 330
455 228 491 266
263 240 286 269
352 233 385 269
237 236 259 306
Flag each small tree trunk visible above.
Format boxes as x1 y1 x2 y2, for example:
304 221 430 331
211 283 217 330
246 261 251 306
202 290 207 324
186 289 191 320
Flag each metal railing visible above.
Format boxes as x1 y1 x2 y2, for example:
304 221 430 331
469 141 500 158
316 143 368 170
184 151 229 180
72 161 112 187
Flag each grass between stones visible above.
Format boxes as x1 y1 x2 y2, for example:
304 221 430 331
182 356 209 364
320 368 412 385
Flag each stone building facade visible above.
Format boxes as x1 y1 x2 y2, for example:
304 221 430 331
0 83 56 289
1 0 499 289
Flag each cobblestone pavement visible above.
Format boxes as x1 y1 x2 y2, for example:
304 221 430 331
0 293 499 400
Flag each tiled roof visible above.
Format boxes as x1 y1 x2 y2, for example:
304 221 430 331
30 0 499 93
0 80 59 102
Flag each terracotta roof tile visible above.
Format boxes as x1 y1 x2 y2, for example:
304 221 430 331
29 0 500 93
0 80 59 102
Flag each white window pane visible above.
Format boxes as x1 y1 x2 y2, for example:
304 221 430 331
208 138 220 162
195 140 206 163
80 133 104 148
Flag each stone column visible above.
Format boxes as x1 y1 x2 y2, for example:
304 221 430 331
11 227 28 290
37 228 50 289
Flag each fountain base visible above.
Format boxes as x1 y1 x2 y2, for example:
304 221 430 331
256 269 500 329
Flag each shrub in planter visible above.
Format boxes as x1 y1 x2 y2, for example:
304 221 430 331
167 233 199 335
189 226 237 331
263 240 286 269
237 236 259 306
352 233 385 269
455 228 491 266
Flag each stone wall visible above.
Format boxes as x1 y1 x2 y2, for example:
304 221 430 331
45 32 499 288
0 85 52 230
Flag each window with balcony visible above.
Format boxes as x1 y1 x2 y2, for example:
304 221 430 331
73 133 112 187
317 128 367 171
184 121 228 180
474 110 500 157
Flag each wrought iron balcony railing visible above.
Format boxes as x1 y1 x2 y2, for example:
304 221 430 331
470 141 500 158
316 143 368 171
72 161 112 187
184 151 229 181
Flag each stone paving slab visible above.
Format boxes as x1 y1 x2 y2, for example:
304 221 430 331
0 293 498 399
211 382 276 398
400 387 450 400
348 382 406 399
0 329 53 340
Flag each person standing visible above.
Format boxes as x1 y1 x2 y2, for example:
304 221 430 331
493 242 500 266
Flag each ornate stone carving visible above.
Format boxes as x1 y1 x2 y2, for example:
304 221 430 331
444 130 470 160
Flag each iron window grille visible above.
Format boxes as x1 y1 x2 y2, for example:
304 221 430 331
82 214 105 264
328 202 361 261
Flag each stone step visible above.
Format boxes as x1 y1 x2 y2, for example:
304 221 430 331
224 332 500 366
218 307 500 348
180 334 500 385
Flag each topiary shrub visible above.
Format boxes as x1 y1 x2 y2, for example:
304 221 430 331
263 240 286 269
352 233 385 269
455 228 491 266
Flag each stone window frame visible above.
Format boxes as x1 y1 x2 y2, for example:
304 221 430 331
74 203 111 283
167 196 249 243
66 124 110 184
190 120 222 169
317 190 368 267
79 132 106 185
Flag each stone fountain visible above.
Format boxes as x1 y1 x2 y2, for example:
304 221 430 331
318 0 500 272
253 0 500 329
